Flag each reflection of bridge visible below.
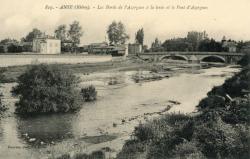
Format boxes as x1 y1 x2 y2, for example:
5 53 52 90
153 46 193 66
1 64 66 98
138 52 245 64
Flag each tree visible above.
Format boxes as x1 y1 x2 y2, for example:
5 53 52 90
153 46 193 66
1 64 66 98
236 40 247 52
221 36 227 43
11 64 82 114
107 21 129 45
22 28 43 42
162 38 192 52
55 25 67 42
0 38 22 53
198 38 222 52
0 38 19 45
187 31 207 51
238 53 250 67
55 24 71 53
68 21 83 52
135 28 144 45
151 38 161 48
151 38 164 52
80 85 97 102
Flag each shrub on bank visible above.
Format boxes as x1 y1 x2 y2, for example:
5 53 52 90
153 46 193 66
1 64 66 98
12 64 82 114
0 92 7 112
0 76 8 112
208 65 250 98
0 68 15 83
56 150 105 159
0 68 8 83
238 53 250 67
80 85 97 102
197 95 226 111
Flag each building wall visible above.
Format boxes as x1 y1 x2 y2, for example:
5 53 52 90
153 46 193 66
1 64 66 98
32 39 42 52
128 44 142 54
45 39 61 54
228 46 237 53
33 39 61 54
40 43 47 54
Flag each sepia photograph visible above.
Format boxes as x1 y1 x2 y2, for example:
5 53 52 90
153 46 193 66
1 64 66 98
0 0 249 158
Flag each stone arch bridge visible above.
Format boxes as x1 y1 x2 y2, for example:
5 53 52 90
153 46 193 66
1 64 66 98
138 52 245 64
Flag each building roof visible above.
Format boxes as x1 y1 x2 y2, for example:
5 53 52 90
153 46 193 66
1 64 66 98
89 42 108 47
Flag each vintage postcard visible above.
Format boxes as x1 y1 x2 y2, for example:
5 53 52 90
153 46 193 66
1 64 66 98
0 0 249 159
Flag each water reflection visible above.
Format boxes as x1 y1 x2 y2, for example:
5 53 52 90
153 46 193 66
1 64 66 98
16 113 75 146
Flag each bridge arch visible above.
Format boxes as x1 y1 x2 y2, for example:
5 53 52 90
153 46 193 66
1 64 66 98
160 55 188 61
200 55 226 63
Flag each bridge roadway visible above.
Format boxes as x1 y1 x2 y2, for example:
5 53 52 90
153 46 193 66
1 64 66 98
138 52 245 64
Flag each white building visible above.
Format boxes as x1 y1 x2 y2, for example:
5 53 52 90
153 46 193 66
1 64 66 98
128 43 142 55
33 37 61 54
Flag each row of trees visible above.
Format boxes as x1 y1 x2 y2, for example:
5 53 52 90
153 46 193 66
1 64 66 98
152 31 249 52
0 39 23 53
0 21 134 53
1 21 250 53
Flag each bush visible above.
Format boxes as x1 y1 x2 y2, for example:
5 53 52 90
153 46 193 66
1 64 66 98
238 53 250 67
0 68 15 83
7 44 22 53
134 123 154 141
116 140 147 159
197 95 226 111
172 141 205 159
12 64 82 114
80 85 97 102
224 97 250 124
0 68 7 82
0 92 7 112
57 154 70 159
194 117 247 159
57 150 105 159
208 66 250 98
0 76 8 112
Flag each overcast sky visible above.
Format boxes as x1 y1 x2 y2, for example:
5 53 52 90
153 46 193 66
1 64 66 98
0 0 250 46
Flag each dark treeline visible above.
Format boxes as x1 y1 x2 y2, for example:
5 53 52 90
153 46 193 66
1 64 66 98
0 38 23 53
151 31 250 53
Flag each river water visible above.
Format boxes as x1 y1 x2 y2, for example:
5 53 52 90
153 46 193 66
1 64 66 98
0 66 239 159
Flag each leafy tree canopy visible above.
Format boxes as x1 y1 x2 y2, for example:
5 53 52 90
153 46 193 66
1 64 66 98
107 21 129 45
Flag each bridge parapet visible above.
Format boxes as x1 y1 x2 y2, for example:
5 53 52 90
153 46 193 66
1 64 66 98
138 51 245 64
140 51 245 56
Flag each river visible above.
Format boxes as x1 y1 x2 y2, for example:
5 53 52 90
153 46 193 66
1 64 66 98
0 66 239 159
